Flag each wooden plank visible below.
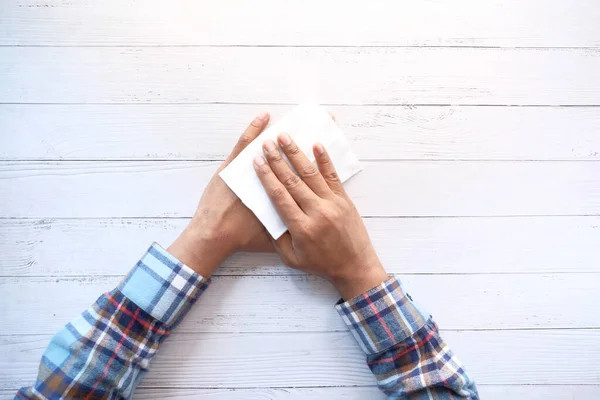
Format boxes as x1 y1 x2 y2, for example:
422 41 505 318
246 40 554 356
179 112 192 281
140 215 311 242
2 217 600 276
2 104 600 161
1 161 599 218
1 274 598 334
134 387 384 400
1 386 598 400
477 386 600 400
1 0 599 47
2 330 599 389
2 47 600 105
134 386 600 400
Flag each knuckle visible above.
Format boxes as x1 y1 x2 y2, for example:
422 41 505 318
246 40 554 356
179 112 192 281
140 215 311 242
238 134 252 146
250 118 262 128
257 164 270 175
287 144 301 156
296 223 310 238
301 164 319 177
325 171 339 181
320 207 339 221
269 152 284 163
282 174 301 189
335 196 350 208
297 222 315 239
270 187 286 199
319 156 331 165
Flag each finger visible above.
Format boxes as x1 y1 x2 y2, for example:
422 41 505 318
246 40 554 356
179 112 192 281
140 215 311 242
277 133 331 198
253 155 306 228
262 139 319 208
313 143 345 195
226 112 270 164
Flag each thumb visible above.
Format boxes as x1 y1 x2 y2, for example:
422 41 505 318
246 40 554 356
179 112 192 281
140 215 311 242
225 112 270 165
271 232 300 269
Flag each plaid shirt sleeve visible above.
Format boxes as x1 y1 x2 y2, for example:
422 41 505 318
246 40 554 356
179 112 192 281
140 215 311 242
335 276 479 399
15 243 209 400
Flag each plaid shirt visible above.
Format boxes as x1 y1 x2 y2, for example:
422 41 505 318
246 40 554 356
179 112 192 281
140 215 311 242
17 243 477 399
336 279 478 399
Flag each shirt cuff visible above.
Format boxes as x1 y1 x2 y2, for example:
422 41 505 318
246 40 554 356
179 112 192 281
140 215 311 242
118 242 210 328
335 276 429 355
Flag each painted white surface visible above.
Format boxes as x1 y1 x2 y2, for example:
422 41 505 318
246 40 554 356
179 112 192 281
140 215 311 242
2 217 599 276
3 386 598 400
0 0 598 397
1 0 599 47
140 386 600 400
2 330 600 389
2 47 600 105
3 274 598 334
2 161 600 218
0 387 597 400
2 105 600 161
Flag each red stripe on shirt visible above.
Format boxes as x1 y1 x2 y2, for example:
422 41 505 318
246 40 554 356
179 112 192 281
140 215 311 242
367 328 436 365
85 307 140 400
105 292 170 335
363 292 397 345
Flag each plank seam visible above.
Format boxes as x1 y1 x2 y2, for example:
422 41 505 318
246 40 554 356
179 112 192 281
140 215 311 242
0 44 599 50
3 102 600 107
2 327 600 338
2 103 600 107
2 271 599 279
2 159 600 162
2 215 599 220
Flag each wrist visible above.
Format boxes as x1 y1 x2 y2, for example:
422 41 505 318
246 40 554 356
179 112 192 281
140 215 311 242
332 254 389 301
167 223 233 277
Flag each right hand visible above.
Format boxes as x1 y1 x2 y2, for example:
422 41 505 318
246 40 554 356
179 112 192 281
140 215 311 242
253 132 389 300
168 112 274 277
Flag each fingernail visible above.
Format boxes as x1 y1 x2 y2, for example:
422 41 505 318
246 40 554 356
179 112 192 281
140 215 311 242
257 111 269 121
315 143 325 155
263 139 277 152
278 133 291 146
253 155 266 166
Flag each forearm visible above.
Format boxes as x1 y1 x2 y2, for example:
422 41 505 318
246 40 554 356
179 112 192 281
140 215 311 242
16 243 210 400
336 276 478 399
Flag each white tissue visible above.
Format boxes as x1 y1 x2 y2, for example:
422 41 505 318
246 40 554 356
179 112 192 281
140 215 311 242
219 104 362 239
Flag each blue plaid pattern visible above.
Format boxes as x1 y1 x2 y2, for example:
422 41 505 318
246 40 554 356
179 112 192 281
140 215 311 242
336 276 479 399
16 243 209 400
16 245 476 399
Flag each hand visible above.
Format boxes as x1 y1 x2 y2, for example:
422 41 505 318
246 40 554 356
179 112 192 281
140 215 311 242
168 112 274 276
253 132 388 300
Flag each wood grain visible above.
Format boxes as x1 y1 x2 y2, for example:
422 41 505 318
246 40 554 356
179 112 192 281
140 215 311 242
1 161 598 218
1 386 597 400
0 387 597 400
133 386 600 400
2 330 599 389
2 217 599 276
0 161 600 217
2 104 600 161
1 274 598 334
1 0 599 47
2 0 598 397
2 47 600 105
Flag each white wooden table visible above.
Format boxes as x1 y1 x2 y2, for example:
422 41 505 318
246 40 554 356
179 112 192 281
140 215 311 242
1 1 600 398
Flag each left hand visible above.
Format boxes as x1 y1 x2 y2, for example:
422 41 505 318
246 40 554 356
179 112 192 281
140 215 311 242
168 112 275 276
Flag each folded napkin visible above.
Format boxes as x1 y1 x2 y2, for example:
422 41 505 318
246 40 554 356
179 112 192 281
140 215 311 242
220 104 362 239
